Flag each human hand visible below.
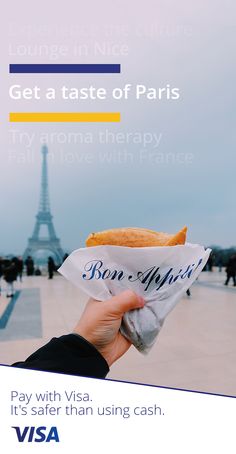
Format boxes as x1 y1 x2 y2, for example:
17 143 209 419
73 290 145 367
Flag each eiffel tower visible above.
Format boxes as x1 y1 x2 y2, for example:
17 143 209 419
23 144 64 264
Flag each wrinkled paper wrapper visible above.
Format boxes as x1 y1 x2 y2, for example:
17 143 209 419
59 243 211 353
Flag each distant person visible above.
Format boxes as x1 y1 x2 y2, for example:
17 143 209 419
0 257 3 295
224 255 236 286
16 256 24 281
218 257 223 272
12 257 22 282
48 256 56 279
25 256 34 276
3 259 17 297
207 254 213 272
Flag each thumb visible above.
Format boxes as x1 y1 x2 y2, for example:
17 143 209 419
106 290 145 316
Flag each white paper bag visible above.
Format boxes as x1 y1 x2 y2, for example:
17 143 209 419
58 243 211 353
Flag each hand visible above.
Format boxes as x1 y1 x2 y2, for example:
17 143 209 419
73 290 145 367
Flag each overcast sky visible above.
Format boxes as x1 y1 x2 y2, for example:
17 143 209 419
0 0 235 254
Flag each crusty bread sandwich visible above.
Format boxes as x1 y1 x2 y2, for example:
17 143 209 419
86 226 187 248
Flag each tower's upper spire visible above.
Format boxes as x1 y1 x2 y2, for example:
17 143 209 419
41 143 48 155
39 144 50 213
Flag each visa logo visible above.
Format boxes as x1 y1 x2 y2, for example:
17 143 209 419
12 426 59 442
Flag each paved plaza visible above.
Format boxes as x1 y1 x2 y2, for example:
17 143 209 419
0 270 235 395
